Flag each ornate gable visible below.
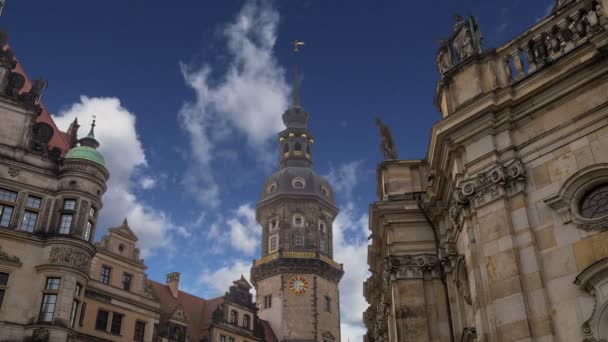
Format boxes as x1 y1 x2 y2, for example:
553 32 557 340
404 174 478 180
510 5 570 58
109 218 138 241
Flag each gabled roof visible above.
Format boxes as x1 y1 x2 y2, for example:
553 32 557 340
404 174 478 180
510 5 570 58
10 49 71 155
108 218 138 241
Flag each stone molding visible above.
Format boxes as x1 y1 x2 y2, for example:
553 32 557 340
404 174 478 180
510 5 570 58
546 163 608 232
250 257 343 285
450 159 526 229
575 257 608 341
48 246 91 273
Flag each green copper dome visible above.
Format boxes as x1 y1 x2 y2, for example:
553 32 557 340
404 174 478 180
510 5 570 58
65 145 105 166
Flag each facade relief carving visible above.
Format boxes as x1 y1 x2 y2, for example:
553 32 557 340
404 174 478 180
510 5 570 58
388 254 441 280
575 257 608 341
0 245 21 266
449 159 526 229
48 246 91 273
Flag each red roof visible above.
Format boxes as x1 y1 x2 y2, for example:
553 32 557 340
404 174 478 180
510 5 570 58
261 320 278 342
10 46 71 155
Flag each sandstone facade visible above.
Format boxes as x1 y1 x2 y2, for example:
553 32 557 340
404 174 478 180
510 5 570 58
365 1 608 341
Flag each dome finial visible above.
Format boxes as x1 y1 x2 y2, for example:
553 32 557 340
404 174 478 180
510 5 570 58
79 115 100 149
292 40 305 107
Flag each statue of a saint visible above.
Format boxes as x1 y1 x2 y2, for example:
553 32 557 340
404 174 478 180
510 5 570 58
375 117 398 160
451 15 483 62
436 38 454 74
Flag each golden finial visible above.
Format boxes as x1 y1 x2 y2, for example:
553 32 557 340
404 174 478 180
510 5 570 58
293 40 305 53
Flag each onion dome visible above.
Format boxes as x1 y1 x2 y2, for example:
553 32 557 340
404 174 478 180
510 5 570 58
64 118 105 166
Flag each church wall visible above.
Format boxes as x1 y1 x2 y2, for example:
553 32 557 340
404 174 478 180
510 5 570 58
315 275 340 342
281 273 315 341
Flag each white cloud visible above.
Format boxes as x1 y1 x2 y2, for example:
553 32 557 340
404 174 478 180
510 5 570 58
199 259 253 297
178 0 289 207
139 176 157 190
333 202 370 342
326 161 363 200
53 96 181 257
228 204 261 255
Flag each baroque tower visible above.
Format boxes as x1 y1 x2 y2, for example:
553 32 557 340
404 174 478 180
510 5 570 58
251 43 343 342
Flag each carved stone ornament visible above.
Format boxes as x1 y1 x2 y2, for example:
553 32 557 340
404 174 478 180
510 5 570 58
7 166 20 177
545 164 608 233
574 257 608 341
449 159 526 230
0 245 21 266
48 246 91 273
31 328 50 342
388 254 441 281
462 327 478 342
5 71 25 98
454 255 473 305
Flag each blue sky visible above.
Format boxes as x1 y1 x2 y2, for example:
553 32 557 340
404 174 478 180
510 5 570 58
4 0 554 339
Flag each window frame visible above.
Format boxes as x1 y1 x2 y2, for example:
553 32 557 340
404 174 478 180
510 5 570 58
39 277 61 323
0 272 9 310
110 312 124 335
20 210 38 232
134 320 146 342
0 203 14 228
229 310 238 324
122 273 132 291
100 265 112 285
58 213 73 234
95 309 109 331
243 314 250 329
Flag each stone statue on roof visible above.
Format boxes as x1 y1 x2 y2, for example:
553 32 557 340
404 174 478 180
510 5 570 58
375 117 398 161
436 14 483 75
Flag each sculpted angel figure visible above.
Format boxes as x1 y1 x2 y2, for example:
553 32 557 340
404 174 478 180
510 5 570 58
375 117 398 160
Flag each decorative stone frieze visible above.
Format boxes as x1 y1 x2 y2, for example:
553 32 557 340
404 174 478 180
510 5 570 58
48 246 91 273
574 257 608 341
448 159 526 229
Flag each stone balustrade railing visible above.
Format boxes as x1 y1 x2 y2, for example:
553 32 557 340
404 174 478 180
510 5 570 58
499 0 605 82
254 250 343 269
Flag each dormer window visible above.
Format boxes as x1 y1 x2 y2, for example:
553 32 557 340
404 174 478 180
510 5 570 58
118 244 125 254
293 214 304 227
321 186 330 197
292 177 306 190
269 219 278 232
266 182 278 194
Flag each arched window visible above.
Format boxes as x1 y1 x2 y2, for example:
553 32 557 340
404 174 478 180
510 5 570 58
243 314 250 329
229 310 238 324
580 184 608 219
575 257 608 340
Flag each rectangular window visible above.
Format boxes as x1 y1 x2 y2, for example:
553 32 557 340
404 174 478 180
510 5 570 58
63 199 76 210
46 277 61 290
134 320 146 341
110 312 123 335
70 299 79 328
100 266 111 284
270 236 277 251
220 336 226 342
0 188 17 202
84 221 93 241
95 309 109 331
26 195 42 209
0 272 8 309
294 233 303 247
122 273 132 291
79 302 87 327
229 338 235 342
20 210 38 232
0 204 14 227
264 295 272 309
58 214 73 234
89 206 96 218
75 283 82 297
39 294 57 322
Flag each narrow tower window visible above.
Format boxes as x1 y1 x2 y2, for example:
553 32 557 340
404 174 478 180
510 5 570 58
294 142 302 155
294 232 303 247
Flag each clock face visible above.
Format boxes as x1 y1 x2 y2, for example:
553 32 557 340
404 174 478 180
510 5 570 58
288 276 309 295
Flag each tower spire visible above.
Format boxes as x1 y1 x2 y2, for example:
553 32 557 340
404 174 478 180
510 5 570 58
79 115 100 149
292 40 305 107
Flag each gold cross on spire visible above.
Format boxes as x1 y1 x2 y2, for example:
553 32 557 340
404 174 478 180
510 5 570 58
293 40 305 53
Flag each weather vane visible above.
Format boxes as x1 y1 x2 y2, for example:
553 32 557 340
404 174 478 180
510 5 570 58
293 40 305 53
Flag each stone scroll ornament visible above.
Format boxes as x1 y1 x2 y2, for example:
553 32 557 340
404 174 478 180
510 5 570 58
48 246 91 273
436 15 484 75
375 117 398 160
